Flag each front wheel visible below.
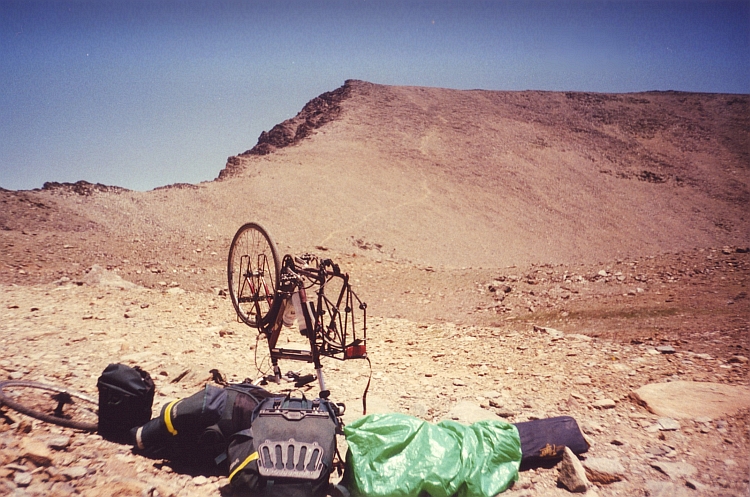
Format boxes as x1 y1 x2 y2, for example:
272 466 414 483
227 223 281 328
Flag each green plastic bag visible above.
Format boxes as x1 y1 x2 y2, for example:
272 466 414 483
343 413 521 497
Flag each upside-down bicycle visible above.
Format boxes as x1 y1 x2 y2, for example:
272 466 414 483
227 222 368 400
0 223 369 430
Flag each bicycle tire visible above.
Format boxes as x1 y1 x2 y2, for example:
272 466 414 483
227 222 281 328
0 380 98 431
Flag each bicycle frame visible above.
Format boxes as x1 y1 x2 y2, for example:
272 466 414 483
253 254 367 399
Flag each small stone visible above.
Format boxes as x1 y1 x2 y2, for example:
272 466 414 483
728 355 748 363
20 438 53 466
50 482 79 495
645 423 661 433
582 457 625 484
533 325 564 339
573 376 592 385
62 466 88 479
592 399 616 409
193 475 209 486
14 472 33 487
442 401 499 424
452 379 466 387
47 436 71 450
656 345 675 354
650 460 697 480
657 417 680 431
685 479 707 491
581 421 605 435
557 446 590 493
645 445 669 457
8 371 24 380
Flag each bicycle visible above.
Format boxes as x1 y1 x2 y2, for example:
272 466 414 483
0 380 98 431
227 223 368 400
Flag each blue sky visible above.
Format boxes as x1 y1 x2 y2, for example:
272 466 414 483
1 0 748 191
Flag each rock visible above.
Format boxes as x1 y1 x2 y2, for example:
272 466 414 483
14 472 32 487
441 401 499 424
50 481 79 495
47 436 71 451
728 355 748 363
581 421 605 434
533 325 564 339
61 466 88 479
192 475 208 486
592 399 616 409
685 478 710 492
19 438 53 466
631 381 750 419
656 417 680 431
557 446 590 493
582 457 625 484
81 264 138 289
650 460 697 480
573 376 592 385
655 345 675 354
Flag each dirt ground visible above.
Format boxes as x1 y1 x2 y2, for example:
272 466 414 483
1 81 749 496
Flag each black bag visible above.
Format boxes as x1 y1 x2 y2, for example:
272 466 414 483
514 416 589 467
97 363 155 443
133 382 274 468
227 394 341 497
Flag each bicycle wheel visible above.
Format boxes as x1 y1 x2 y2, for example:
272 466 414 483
228 222 281 328
0 380 98 431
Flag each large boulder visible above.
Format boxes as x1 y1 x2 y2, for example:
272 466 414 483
630 381 750 419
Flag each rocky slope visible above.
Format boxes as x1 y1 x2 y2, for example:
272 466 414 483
1 81 748 496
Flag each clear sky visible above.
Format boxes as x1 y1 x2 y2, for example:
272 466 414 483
2 0 748 191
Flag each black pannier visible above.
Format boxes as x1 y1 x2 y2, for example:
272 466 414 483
97 363 155 443
227 394 341 496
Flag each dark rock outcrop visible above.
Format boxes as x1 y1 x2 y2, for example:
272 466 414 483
41 181 129 196
217 80 358 179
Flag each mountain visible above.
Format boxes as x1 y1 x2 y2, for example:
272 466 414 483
1 80 748 326
216 79 749 268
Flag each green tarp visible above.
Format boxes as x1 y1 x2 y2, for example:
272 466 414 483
344 413 522 497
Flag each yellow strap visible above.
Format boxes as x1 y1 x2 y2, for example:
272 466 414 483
163 399 180 436
228 451 259 482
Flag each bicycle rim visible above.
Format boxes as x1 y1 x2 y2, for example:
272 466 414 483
227 222 281 328
0 380 98 431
